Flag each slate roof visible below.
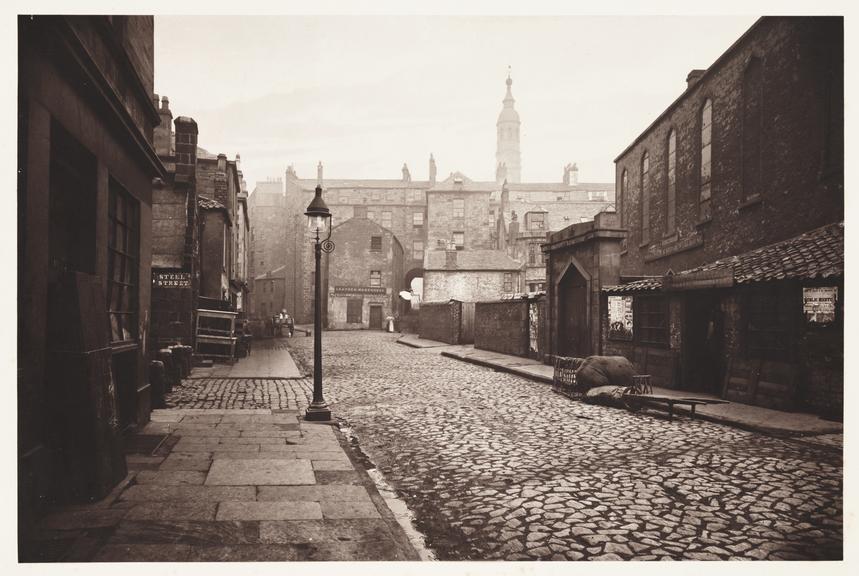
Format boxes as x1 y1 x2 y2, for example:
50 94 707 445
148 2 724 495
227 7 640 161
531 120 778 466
293 178 430 191
604 222 843 293
425 249 523 271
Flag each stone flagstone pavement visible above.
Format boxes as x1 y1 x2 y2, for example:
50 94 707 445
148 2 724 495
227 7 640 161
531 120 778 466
23 408 419 562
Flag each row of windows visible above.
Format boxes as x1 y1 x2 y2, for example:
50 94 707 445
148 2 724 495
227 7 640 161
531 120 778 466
355 207 425 229
620 57 765 247
333 189 425 204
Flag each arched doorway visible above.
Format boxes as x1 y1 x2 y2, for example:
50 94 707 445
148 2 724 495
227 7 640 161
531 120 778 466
403 267 424 313
557 262 591 358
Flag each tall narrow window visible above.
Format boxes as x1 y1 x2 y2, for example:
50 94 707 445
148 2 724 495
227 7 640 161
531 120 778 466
369 270 382 287
620 169 629 251
452 198 464 218
107 179 140 343
742 58 762 201
640 152 650 245
700 99 713 219
528 243 537 265
666 129 677 234
412 211 424 227
503 273 513 293
381 211 391 229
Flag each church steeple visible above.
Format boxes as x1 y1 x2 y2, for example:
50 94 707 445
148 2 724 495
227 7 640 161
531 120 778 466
496 68 521 183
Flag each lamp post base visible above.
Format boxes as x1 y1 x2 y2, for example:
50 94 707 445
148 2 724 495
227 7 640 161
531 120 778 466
304 403 332 421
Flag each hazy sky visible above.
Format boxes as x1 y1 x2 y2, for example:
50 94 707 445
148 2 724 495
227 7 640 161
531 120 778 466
154 15 759 190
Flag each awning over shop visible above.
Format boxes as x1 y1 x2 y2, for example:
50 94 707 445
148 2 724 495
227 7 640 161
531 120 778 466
603 221 843 294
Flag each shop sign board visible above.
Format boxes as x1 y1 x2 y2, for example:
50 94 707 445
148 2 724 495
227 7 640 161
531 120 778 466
803 286 837 324
607 295 634 340
334 285 387 296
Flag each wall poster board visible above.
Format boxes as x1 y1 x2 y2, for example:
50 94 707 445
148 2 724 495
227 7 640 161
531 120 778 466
803 286 837 324
608 295 634 340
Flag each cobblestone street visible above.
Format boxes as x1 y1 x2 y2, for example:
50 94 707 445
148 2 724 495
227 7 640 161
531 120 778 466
284 331 842 561
162 333 843 561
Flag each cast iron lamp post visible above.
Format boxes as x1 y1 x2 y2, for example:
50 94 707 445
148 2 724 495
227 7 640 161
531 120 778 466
304 184 335 421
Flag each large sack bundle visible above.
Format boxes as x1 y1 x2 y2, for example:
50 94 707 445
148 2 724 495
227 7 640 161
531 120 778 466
574 355 635 393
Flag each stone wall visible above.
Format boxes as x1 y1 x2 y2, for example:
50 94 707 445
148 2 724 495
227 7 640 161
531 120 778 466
474 300 530 357
419 301 462 344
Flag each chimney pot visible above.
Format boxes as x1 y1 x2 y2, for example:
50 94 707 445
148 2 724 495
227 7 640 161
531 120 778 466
686 69 706 89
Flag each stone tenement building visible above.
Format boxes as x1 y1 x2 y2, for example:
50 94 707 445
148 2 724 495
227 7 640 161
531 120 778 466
546 16 843 418
19 15 165 527
325 217 405 330
256 74 614 323
196 150 251 311
247 178 287 316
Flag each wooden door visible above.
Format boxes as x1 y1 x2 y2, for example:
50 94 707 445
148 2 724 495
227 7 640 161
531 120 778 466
369 305 383 330
559 266 590 358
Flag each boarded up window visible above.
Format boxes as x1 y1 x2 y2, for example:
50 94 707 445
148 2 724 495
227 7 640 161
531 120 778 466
745 285 789 360
347 298 363 323
370 236 382 251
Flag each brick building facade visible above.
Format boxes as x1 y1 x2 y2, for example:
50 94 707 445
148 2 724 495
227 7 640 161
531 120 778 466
19 16 165 526
325 217 405 330
601 17 843 416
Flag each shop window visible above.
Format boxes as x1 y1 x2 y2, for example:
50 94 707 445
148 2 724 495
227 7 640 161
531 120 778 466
370 270 382 287
503 273 514 293
370 236 382 252
347 298 363 323
453 198 464 218
634 296 668 347
640 152 650 245
452 231 464 250
108 178 140 343
608 295 634 341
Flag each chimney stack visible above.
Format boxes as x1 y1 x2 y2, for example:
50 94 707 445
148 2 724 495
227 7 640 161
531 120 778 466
686 69 706 90
154 94 174 157
429 153 437 185
402 163 411 183
317 161 323 186
173 116 198 182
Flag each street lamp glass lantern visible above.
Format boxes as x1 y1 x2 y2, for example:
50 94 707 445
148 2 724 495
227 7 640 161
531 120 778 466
305 185 331 233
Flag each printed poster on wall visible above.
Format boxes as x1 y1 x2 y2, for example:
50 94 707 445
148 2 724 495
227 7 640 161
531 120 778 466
608 295 634 340
803 286 837 324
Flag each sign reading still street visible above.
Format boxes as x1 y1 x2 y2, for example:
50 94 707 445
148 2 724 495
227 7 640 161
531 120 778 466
153 271 191 288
